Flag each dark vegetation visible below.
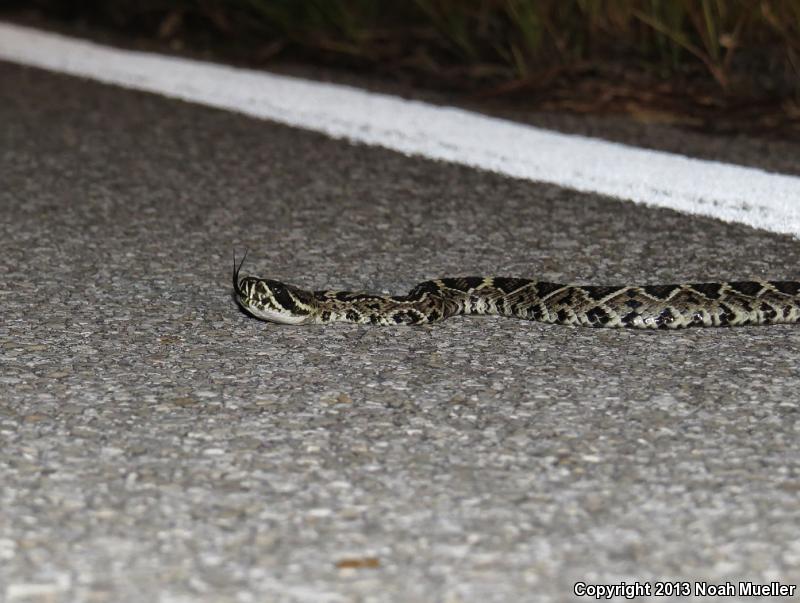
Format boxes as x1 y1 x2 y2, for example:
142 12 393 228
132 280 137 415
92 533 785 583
5 1 800 135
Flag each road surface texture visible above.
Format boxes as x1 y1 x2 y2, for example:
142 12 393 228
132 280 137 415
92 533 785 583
2 60 800 602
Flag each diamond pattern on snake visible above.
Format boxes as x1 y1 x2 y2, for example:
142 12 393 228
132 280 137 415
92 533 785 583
233 252 800 329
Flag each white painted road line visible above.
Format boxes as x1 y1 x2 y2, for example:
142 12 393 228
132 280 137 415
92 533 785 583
2 21 800 238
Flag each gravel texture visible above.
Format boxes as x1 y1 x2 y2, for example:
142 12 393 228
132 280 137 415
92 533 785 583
2 60 800 602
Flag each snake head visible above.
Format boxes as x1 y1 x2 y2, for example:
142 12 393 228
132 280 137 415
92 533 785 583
233 251 316 325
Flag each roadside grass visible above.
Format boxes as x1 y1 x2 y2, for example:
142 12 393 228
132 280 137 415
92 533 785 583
5 0 799 131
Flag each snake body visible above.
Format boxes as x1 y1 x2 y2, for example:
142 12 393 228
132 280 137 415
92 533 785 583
233 255 800 329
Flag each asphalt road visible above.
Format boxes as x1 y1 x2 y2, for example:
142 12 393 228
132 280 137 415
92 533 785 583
2 60 800 602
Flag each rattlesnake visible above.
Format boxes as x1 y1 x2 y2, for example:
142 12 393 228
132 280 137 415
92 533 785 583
233 253 800 329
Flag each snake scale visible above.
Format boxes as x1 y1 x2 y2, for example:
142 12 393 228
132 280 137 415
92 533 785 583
233 253 800 329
